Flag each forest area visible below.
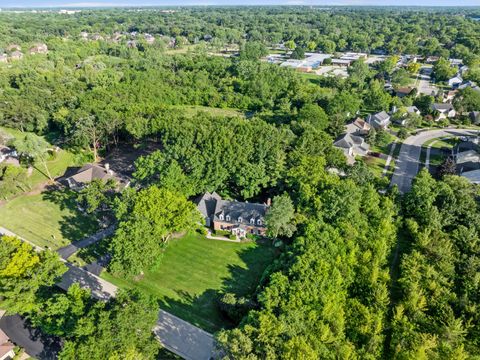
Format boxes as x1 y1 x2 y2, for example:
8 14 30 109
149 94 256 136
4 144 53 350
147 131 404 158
1 6 480 360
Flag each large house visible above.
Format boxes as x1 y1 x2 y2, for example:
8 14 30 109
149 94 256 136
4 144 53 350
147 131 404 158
431 103 456 120
62 163 119 190
333 133 370 164
367 111 391 129
195 192 269 238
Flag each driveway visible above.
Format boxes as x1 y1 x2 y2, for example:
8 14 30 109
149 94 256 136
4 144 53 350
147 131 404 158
56 225 115 260
390 128 479 193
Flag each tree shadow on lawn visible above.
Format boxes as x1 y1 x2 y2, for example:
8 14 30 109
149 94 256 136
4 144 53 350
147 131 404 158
41 186 99 244
157 240 278 333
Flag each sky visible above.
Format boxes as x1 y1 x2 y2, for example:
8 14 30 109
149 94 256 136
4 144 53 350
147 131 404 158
1 0 479 7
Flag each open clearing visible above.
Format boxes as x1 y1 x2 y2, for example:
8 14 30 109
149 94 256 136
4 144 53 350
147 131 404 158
0 190 99 249
102 233 276 333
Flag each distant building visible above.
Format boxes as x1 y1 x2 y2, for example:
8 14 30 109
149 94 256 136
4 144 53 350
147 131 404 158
367 111 391 129
0 54 7 63
9 51 23 61
29 43 48 55
126 40 137 49
144 33 155 44
333 133 370 164
195 192 269 238
6 44 21 52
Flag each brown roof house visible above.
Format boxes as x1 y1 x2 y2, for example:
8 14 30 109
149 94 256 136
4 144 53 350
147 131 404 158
195 192 269 238
62 163 119 190
0 329 15 360
333 133 370 164
352 117 371 135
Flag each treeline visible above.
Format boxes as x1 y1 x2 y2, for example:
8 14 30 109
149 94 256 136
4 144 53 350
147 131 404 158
391 170 480 357
1 7 480 58
216 167 480 359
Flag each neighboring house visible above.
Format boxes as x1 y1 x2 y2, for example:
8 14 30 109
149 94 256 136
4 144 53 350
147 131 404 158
144 33 155 44
367 111 391 129
126 40 137 49
6 44 21 52
9 51 23 61
459 65 469 76
352 117 371 135
431 103 456 120
455 149 480 173
0 54 7 63
406 106 421 116
91 34 104 41
395 87 414 98
458 81 477 90
470 111 480 125
333 133 370 164
460 169 480 184
62 163 118 190
448 75 463 88
443 90 458 103
0 146 19 166
29 43 48 54
0 329 15 360
195 192 269 238
80 31 89 39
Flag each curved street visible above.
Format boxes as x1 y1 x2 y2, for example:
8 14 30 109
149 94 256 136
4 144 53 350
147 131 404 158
390 128 479 193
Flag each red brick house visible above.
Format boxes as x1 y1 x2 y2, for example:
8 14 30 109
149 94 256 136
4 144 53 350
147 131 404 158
195 192 269 237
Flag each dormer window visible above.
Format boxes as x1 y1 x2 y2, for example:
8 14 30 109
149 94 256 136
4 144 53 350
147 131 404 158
257 219 262 226
219 214 224 221
238 217 243 223
226 215 231 222
250 218 255 224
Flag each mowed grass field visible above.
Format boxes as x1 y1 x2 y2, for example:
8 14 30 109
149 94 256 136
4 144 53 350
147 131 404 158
102 233 277 332
0 190 98 249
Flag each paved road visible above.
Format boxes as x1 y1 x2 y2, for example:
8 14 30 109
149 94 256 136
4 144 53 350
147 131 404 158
154 311 216 360
415 66 438 96
0 315 61 360
0 227 216 360
56 225 115 260
390 128 479 193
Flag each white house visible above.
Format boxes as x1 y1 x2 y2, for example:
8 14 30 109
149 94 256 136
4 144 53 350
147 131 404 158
448 76 463 88
333 133 370 164
367 111 391 129
431 103 456 120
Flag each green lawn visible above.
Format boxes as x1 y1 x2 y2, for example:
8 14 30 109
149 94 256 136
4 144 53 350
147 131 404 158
364 155 387 177
170 105 245 119
0 190 99 249
102 233 277 333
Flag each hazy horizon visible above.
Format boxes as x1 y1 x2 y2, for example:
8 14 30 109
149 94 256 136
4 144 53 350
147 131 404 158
2 1 480 9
